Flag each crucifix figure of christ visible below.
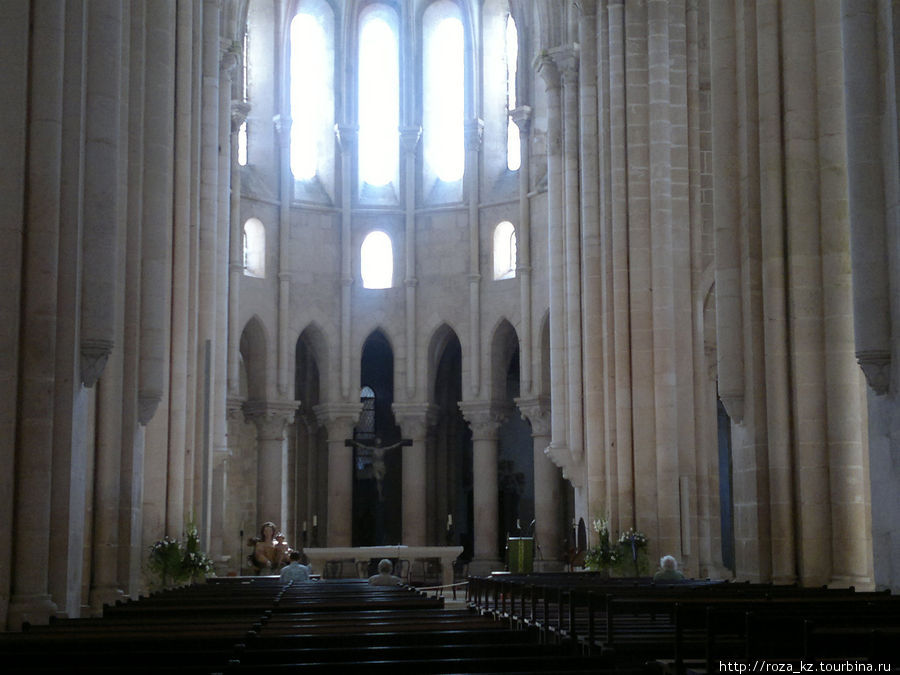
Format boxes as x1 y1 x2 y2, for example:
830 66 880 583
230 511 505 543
345 436 412 502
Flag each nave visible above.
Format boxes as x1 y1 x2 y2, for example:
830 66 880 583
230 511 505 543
3 573 899 673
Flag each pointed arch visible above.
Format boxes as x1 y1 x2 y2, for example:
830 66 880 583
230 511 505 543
240 315 269 401
489 318 520 402
427 322 462 403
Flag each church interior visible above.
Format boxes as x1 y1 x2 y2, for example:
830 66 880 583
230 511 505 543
2 0 900 633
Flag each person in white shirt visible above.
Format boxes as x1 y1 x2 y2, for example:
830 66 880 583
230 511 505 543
279 550 310 583
367 558 402 586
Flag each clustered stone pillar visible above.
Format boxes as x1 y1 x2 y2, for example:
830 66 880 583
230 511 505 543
314 403 361 547
7 0 66 631
245 401 298 528
537 54 570 477
459 402 505 573
394 403 437 546
517 397 562 570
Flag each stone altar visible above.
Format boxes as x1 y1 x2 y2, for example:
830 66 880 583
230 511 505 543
303 546 464 587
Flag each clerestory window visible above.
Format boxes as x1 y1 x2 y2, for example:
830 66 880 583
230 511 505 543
423 1 465 185
289 1 334 182
505 12 520 171
243 218 266 278
358 4 399 190
361 231 393 289
493 221 516 280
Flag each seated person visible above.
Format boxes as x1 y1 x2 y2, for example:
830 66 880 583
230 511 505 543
368 558 402 586
653 554 686 582
279 550 311 583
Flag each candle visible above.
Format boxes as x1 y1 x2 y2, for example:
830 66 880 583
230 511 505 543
447 514 452 527
302 520 307 532
313 515 318 527
516 519 521 530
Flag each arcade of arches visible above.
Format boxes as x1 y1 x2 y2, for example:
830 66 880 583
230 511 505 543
3 0 900 631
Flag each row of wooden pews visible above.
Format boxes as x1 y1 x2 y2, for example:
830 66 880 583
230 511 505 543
468 574 900 673
0 576 612 674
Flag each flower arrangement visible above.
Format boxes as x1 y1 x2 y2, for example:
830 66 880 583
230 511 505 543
148 524 213 588
584 517 650 576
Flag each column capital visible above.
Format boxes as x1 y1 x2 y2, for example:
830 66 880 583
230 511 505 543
313 401 362 439
226 396 245 420
464 118 484 152
137 392 161 426
80 337 114 388
536 53 560 91
231 100 251 132
334 124 358 152
857 350 891 396
510 105 533 135
515 395 551 437
399 125 422 155
273 114 291 143
556 46 579 84
458 401 507 440
574 0 597 17
392 402 440 438
220 40 240 74
243 399 299 438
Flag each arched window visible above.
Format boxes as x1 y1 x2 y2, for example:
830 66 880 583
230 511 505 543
243 218 266 278
290 1 334 181
361 231 393 289
493 221 516 280
423 1 465 184
505 13 521 171
358 4 399 188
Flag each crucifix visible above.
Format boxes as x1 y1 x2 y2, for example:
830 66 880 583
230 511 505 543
345 436 412 501
345 436 412 545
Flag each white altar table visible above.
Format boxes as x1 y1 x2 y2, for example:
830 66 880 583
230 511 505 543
303 546 463 587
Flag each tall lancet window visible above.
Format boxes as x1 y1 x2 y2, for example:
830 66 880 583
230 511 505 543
423 1 465 185
493 221 516 280
289 1 334 182
505 12 520 171
358 4 399 190
361 231 393 289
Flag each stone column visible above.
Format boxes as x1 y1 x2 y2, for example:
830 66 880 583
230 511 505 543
334 125 356 400
459 401 506 574
511 106 533 396
393 403 437 546
228 101 250 396
314 403 361 547
80 0 122 388
536 55 570 474
0 0 28 629
559 49 584 468
842 0 891 394
465 119 484 398
517 397 563 570
710 0 745 424
166 0 194 544
577 1 605 515
401 126 421 399
274 113 291 399
8 0 65 630
244 401 298 529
